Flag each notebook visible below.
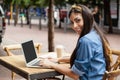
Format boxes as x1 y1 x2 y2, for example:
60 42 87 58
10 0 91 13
21 40 41 67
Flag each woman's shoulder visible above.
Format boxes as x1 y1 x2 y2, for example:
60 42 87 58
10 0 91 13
79 36 94 46
80 30 102 46
82 30 99 40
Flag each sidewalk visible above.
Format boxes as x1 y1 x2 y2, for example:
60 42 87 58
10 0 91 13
2 20 120 52
2 19 78 53
0 19 120 80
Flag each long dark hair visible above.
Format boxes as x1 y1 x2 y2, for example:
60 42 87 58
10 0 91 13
69 4 110 71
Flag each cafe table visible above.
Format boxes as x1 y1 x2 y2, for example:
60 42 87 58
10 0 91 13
0 52 70 80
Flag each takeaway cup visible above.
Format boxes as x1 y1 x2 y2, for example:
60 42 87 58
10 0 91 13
56 45 64 58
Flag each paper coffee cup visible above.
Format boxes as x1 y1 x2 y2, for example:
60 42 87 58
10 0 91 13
56 45 64 58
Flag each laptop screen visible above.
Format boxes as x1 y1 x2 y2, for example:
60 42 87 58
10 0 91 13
21 40 37 63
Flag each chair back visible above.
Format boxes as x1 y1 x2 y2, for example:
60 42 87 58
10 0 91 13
3 43 42 56
103 41 120 80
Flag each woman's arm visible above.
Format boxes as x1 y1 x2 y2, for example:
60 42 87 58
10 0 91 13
58 56 70 63
48 56 70 63
51 62 79 80
40 59 79 80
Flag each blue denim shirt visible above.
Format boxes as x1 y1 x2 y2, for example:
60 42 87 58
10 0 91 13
71 29 106 80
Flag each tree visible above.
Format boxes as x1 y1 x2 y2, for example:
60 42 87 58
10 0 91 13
103 0 113 33
22 0 31 25
11 0 21 26
36 0 66 51
4 0 31 25
35 0 66 51
48 0 55 52
31 0 55 52
4 0 13 20
47 0 68 51
5 0 34 25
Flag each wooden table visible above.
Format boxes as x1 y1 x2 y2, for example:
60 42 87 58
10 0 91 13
0 55 68 80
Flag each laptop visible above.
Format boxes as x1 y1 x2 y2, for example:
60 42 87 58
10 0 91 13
21 40 41 67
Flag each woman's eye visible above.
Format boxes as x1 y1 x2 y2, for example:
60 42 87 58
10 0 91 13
75 19 80 23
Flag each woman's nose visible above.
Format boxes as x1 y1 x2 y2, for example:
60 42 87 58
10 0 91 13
73 23 78 29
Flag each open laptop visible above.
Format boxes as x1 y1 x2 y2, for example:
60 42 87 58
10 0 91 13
21 40 41 67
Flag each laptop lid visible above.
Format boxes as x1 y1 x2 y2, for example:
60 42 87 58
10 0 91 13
21 40 38 65
21 40 51 68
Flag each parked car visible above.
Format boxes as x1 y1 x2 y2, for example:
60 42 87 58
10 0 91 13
0 5 6 44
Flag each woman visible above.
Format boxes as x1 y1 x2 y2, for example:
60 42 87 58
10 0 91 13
40 4 110 80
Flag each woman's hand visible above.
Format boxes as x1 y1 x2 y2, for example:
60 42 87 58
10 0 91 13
40 59 56 68
48 57 59 63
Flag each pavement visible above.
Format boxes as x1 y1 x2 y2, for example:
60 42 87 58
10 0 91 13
0 19 120 80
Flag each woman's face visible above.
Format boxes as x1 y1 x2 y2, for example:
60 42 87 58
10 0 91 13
70 12 84 35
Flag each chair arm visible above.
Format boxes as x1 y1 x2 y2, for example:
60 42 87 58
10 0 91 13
3 43 42 56
105 69 120 78
4 47 14 56
112 49 120 55
3 44 21 50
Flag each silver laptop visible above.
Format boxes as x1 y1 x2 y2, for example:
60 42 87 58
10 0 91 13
21 40 40 67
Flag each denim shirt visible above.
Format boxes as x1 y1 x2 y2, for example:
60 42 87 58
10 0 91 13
71 29 106 80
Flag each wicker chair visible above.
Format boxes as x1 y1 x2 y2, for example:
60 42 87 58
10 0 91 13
102 41 120 80
3 43 42 80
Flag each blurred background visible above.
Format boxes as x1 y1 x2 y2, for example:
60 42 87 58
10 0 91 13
0 0 120 52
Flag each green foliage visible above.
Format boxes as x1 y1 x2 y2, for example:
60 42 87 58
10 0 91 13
4 0 12 4
4 0 12 8
34 0 49 7
23 0 31 6
3 0 30 8
67 0 103 5
12 0 20 5
54 0 66 6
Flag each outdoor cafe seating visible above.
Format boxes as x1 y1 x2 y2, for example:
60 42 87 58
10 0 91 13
2 43 64 80
3 43 42 80
102 41 120 80
2 40 120 80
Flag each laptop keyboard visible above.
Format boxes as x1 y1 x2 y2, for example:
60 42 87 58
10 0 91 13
32 60 40 66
